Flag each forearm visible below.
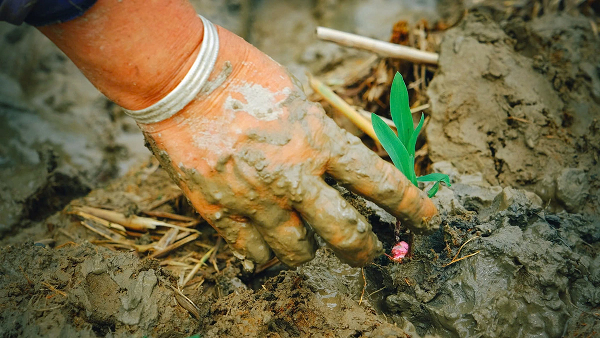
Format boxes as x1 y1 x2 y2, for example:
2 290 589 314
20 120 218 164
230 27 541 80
36 0 204 111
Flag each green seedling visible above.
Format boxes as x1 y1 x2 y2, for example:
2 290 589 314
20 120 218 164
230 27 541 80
371 72 450 198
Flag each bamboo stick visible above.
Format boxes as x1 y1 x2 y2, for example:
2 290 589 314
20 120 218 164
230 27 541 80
309 75 379 142
316 27 439 65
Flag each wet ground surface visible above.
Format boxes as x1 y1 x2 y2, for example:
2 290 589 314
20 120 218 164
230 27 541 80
1 1 599 337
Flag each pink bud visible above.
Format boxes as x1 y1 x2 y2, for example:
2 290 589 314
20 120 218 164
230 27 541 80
391 241 409 262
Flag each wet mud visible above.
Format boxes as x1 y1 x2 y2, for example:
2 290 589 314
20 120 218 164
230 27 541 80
0 243 197 337
427 9 600 213
2 163 598 337
1 1 599 338
384 179 600 337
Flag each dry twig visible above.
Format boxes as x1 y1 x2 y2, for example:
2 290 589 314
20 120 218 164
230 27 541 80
70 209 127 232
359 268 367 305
255 257 281 274
181 246 215 288
209 237 222 272
309 75 379 141
80 220 127 242
142 210 200 223
145 191 183 211
170 285 200 319
317 26 439 65
443 236 481 267
150 233 200 259
41 282 67 297
75 206 199 233
155 228 180 251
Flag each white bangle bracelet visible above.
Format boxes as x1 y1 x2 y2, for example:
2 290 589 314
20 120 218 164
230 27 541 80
123 15 219 124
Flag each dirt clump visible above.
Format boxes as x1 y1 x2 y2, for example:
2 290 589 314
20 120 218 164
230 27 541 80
0 242 198 337
2 162 598 337
0 241 409 337
426 10 600 213
382 181 600 337
202 264 408 337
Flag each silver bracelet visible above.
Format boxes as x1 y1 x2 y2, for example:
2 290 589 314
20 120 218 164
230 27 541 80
123 15 219 124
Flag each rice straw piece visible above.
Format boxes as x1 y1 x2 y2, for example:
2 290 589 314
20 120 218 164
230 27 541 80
316 26 439 65
76 206 200 233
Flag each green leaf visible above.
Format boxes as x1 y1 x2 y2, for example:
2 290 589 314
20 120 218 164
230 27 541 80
408 155 417 186
418 173 451 198
407 113 424 158
427 181 440 198
417 173 451 187
390 72 413 147
372 113 411 177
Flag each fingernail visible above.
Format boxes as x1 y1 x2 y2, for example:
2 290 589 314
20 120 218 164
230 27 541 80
242 259 255 272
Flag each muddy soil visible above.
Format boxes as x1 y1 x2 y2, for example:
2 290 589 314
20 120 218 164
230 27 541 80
384 172 600 337
0 165 408 337
427 8 600 214
0 241 411 337
1 1 600 338
1 163 598 337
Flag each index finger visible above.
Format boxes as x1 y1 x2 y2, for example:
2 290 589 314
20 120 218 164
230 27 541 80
323 117 439 234
292 175 383 267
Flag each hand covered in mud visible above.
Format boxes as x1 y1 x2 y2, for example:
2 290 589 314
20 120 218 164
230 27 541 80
140 27 438 267
31 0 436 266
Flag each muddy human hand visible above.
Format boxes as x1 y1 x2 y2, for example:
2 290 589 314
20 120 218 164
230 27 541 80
36 0 438 267
137 32 439 267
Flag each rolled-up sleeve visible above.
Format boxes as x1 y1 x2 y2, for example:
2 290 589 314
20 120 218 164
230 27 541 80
0 0 97 26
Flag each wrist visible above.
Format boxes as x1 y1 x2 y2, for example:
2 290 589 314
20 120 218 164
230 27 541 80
37 0 203 110
140 26 293 133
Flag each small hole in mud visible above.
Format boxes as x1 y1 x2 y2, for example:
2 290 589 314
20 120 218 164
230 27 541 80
22 172 91 222
244 264 290 291
91 323 115 336
545 214 561 227
428 228 446 253
562 111 574 128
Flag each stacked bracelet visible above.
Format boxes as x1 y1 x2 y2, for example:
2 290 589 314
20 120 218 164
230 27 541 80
123 15 219 124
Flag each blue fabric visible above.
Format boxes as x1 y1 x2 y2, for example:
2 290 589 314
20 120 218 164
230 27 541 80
0 0 34 25
0 0 96 26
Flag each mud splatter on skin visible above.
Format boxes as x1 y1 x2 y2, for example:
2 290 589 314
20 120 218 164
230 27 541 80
143 98 384 267
224 83 292 121
200 61 233 96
